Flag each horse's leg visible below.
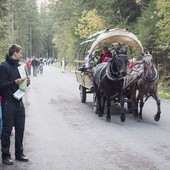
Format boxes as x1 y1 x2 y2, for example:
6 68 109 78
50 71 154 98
120 94 126 122
101 95 106 117
117 80 126 122
134 92 139 118
120 83 126 122
105 90 111 122
138 93 144 122
151 92 161 121
97 93 103 117
130 86 138 117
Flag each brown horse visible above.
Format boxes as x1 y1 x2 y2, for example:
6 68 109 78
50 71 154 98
134 53 161 122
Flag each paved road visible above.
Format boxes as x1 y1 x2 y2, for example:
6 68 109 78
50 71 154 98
0 66 170 170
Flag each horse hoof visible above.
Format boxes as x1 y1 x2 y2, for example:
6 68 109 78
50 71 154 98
94 111 98 115
98 113 103 117
138 117 143 122
154 114 160 122
106 118 111 122
120 116 126 122
133 113 138 118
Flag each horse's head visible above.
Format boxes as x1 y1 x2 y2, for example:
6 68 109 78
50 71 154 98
106 48 128 80
115 51 128 77
142 54 157 80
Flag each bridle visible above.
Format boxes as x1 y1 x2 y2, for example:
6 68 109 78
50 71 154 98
106 54 127 81
141 55 158 81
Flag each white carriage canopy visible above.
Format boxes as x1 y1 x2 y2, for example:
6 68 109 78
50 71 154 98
87 28 144 54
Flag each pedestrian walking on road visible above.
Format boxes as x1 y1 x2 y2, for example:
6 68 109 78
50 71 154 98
38 58 44 74
61 58 67 73
26 59 32 75
0 44 30 165
31 57 39 76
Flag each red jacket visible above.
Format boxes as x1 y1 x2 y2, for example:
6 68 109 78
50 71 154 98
100 52 112 63
128 62 137 69
26 61 32 69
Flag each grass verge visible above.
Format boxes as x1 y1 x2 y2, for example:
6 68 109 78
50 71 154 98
158 92 170 100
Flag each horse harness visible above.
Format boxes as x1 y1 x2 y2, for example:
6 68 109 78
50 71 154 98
97 56 126 93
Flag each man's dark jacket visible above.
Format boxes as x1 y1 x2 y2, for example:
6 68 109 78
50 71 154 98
0 55 21 102
31 59 38 67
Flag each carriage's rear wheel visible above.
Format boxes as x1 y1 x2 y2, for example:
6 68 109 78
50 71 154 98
80 85 86 103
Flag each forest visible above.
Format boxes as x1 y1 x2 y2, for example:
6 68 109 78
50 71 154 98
0 0 169 93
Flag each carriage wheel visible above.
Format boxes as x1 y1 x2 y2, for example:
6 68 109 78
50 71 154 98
80 85 86 103
93 92 99 114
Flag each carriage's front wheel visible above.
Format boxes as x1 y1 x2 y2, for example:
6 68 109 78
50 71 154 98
80 85 86 103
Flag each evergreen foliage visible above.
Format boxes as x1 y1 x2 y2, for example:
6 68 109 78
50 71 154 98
0 0 169 92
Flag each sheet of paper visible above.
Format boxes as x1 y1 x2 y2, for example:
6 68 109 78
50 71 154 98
18 65 27 78
18 65 27 91
19 79 27 91
13 89 26 100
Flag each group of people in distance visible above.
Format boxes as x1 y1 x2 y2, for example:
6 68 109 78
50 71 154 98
25 57 44 77
25 57 56 77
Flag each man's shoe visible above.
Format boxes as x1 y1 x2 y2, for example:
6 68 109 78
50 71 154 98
2 157 13 165
16 154 29 162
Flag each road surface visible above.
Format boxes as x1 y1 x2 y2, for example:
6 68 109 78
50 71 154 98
0 66 170 170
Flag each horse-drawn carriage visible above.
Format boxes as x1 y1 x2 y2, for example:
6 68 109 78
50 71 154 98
74 28 161 122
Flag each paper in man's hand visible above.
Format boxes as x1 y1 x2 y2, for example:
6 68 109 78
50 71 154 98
13 89 25 100
18 65 27 78
13 65 28 100
18 65 27 91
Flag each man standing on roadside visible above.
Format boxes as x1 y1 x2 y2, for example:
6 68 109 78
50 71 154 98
0 44 30 165
0 95 2 139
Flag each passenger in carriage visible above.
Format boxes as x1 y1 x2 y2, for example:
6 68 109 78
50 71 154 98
128 50 152 75
93 50 100 67
99 46 112 63
83 49 100 71
84 52 93 71
128 58 138 69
